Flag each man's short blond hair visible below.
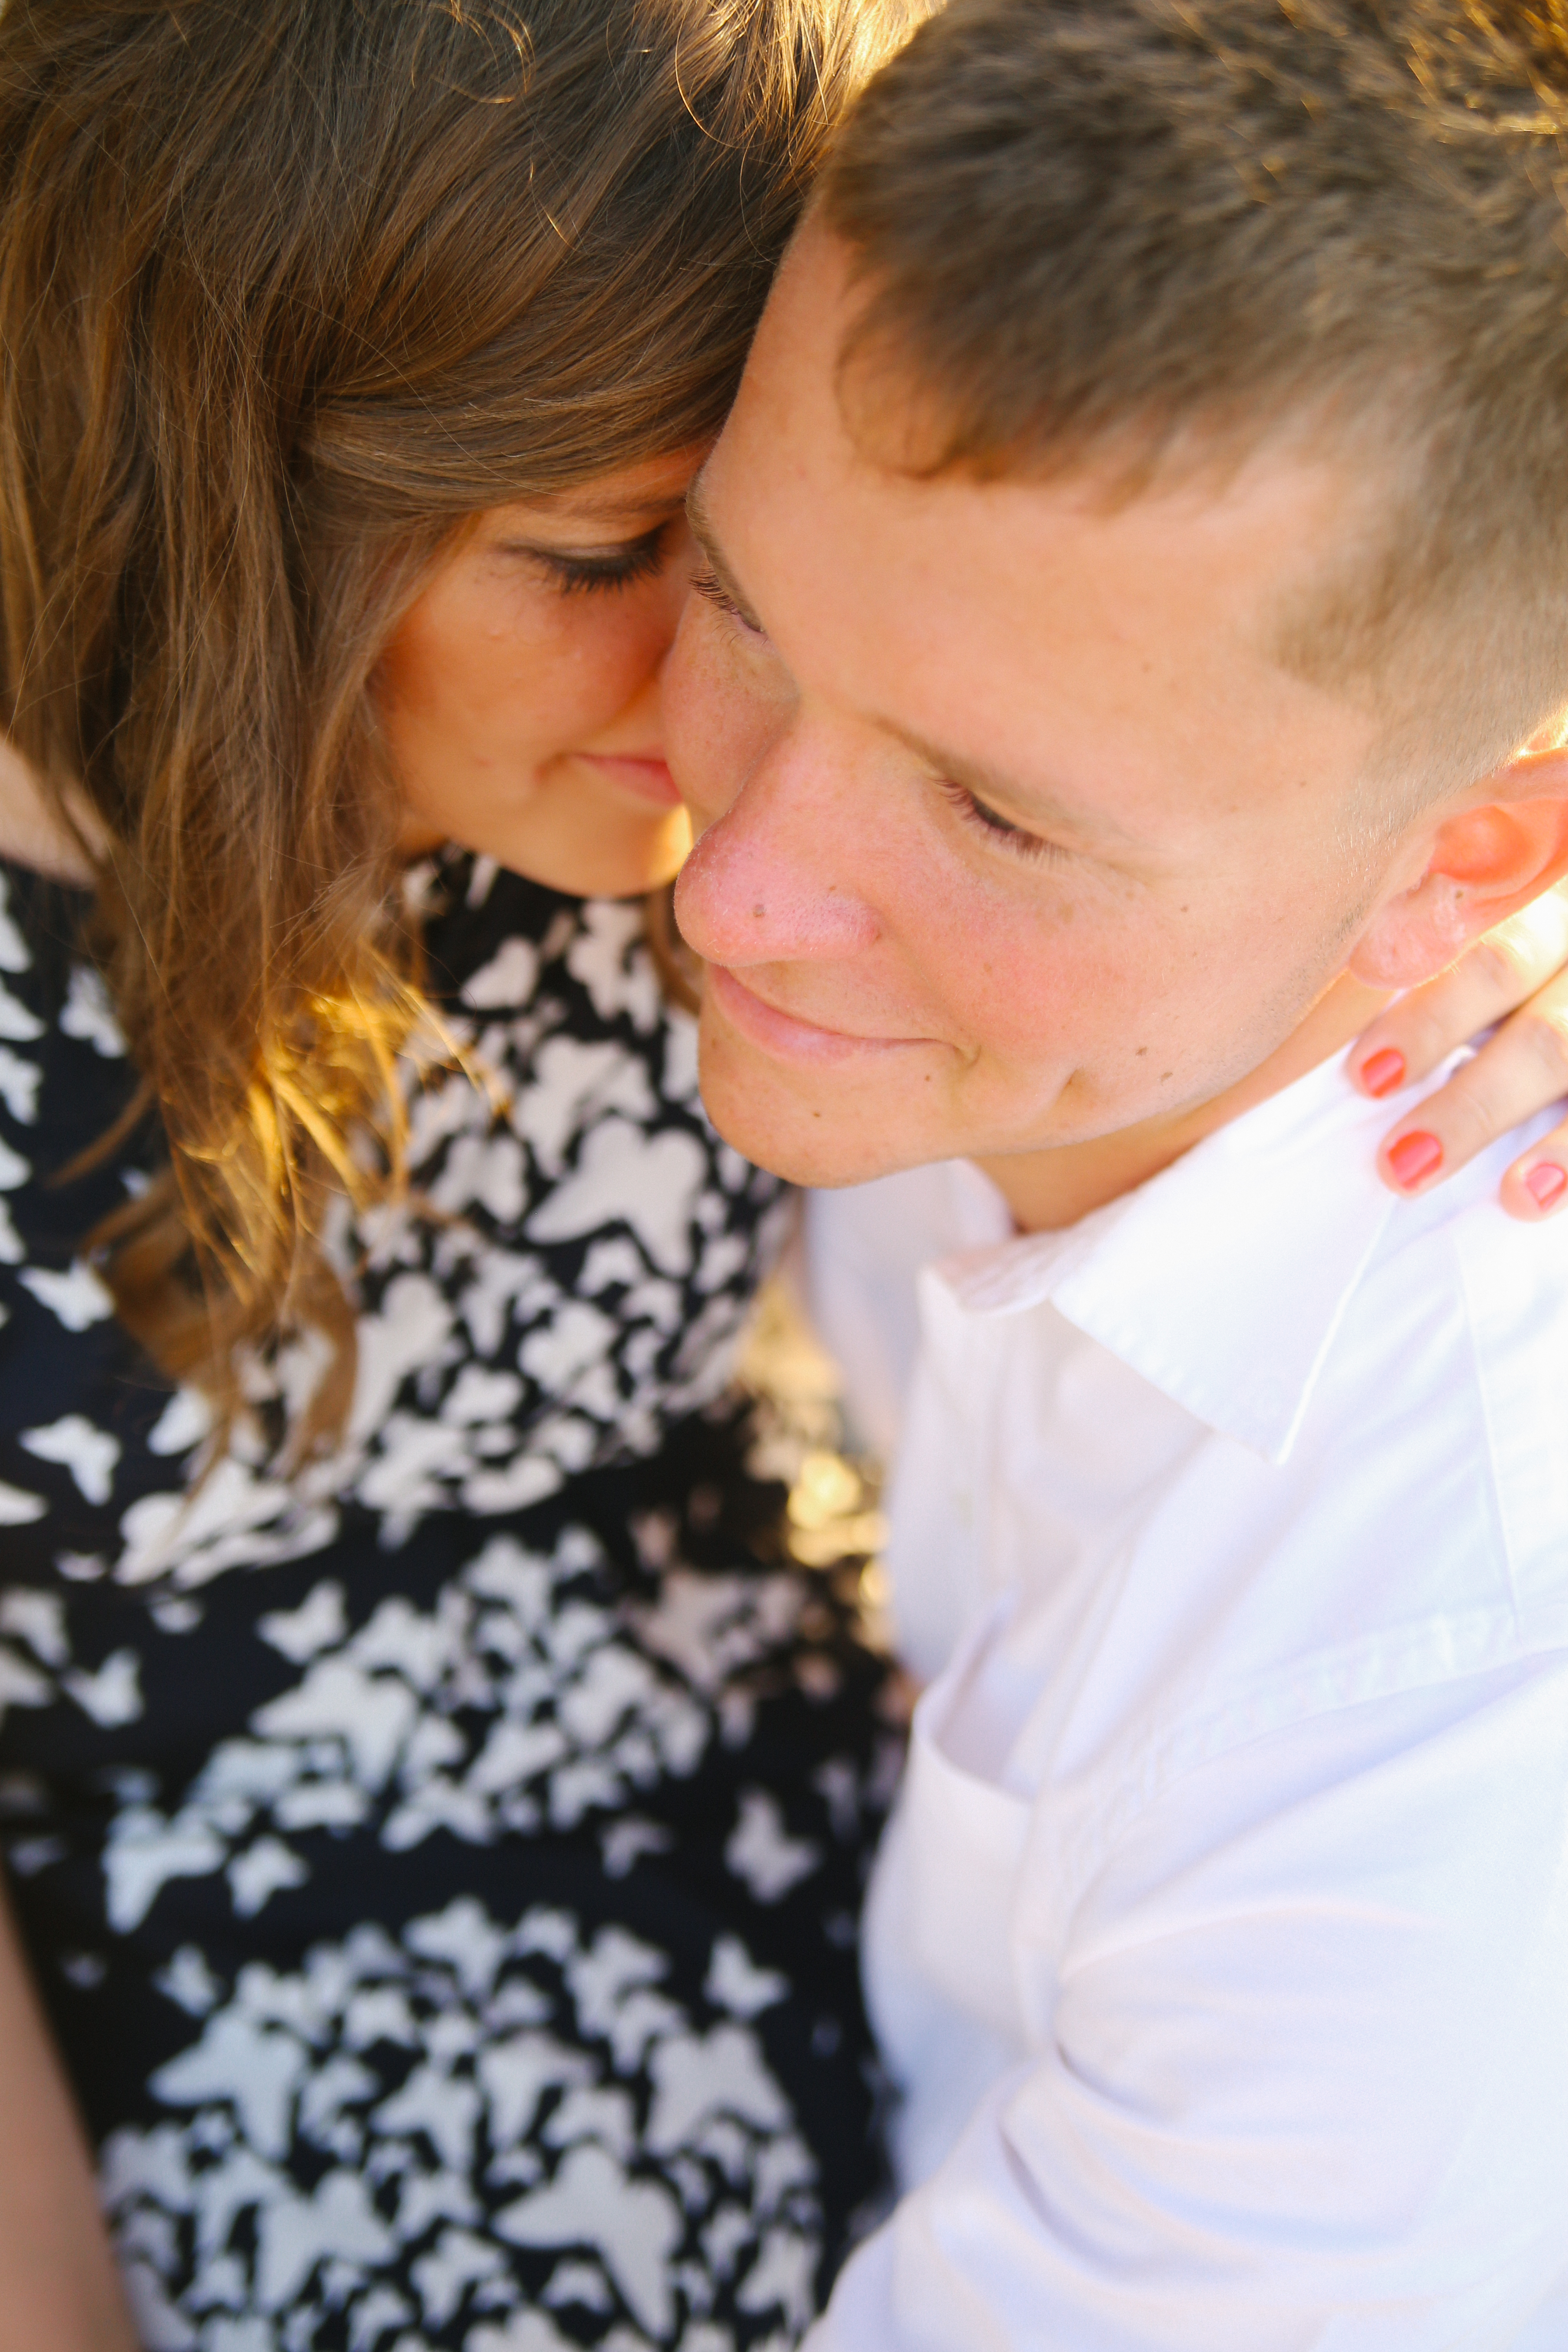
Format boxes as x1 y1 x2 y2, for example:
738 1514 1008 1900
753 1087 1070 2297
824 0 1568 803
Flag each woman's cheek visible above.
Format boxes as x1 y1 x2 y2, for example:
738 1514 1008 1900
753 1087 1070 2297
533 598 669 730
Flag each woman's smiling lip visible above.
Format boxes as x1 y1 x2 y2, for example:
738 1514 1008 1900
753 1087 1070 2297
575 750 682 808
708 962 930 1064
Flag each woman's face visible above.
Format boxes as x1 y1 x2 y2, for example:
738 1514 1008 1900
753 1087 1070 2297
379 449 701 898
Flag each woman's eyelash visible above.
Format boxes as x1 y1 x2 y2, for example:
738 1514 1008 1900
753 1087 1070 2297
937 777 1064 865
691 564 764 634
529 528 667 596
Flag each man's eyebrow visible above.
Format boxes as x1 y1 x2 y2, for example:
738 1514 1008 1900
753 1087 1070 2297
685 473 767 630
885 719 1145 853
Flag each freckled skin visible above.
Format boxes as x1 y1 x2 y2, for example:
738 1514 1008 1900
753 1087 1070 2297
667 227 1405 1222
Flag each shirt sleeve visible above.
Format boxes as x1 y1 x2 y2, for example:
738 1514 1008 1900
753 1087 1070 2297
808 1656 1568 2352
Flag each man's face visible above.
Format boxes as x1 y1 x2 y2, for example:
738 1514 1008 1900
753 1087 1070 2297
667 225 1414 1190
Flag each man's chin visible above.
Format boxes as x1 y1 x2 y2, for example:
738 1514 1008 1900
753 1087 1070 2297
695 1023 934 1190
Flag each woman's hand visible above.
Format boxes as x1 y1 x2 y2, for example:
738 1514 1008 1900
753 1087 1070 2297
1350 881 1568 1217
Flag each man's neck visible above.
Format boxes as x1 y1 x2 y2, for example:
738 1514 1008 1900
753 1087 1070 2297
976 971 1392 1235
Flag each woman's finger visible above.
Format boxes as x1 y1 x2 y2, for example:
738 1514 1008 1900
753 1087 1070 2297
1348 882 1568 1099
1370 963 1568 1204
1500 1115 1568 1221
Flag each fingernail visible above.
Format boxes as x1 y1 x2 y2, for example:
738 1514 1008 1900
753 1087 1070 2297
1525 1162 1568 1210
1360 1046 1406 1098
1388 1130 1443 1189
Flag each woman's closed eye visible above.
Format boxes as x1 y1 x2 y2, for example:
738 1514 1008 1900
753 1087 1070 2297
516 525 670 596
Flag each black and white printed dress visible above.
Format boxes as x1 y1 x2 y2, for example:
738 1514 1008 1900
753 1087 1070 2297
0 848 901 2352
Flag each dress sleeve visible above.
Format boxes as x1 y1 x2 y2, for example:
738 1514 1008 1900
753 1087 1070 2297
808 1655 1568 2351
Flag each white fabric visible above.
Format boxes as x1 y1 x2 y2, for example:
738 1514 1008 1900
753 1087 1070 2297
807 1049 1568 2352
803 1158 1012 1464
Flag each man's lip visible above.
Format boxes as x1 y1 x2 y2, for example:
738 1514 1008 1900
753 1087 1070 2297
708 963 929 1065
575 751 682 809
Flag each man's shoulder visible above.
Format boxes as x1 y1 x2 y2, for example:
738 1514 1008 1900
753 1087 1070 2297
1044 1056 1568 1658
1350 1126 1568 1617
1200 1090 1568 1695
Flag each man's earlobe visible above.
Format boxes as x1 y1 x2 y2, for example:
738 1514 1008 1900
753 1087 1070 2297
1350 748 1568 988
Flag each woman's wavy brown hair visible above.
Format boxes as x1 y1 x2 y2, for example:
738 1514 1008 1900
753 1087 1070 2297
0 0 916 1450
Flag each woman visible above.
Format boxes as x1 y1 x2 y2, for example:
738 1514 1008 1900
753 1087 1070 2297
0 4 916 2347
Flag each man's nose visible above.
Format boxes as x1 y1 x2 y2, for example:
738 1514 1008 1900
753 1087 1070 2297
675 736 882 968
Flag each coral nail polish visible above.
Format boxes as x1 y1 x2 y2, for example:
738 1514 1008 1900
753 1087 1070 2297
1360 1046 1406 1098
1388 1131 1442 1188
1525 1163 1567 1211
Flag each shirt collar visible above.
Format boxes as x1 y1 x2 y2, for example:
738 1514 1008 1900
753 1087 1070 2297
933 1049 1417 1465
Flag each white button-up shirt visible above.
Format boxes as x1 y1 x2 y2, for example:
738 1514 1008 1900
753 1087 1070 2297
804 1051 1568 2351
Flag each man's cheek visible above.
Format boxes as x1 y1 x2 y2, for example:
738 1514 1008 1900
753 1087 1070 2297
952 932 1177 1127
664 613 767 832
943 924 1106 1057
663 616 728 828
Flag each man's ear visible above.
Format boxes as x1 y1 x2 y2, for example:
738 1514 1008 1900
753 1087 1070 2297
1349 745 1568 987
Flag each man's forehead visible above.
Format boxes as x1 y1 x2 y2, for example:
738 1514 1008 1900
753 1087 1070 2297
704 431 1369 815
757 226 1410 660
727 230 1359 620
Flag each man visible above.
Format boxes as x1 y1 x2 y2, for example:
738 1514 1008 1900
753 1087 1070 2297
665 2 1568 2343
